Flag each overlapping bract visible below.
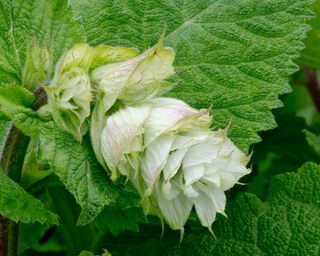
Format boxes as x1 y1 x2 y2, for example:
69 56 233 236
99 98 250 232
46 44 93 140
46 39 250 232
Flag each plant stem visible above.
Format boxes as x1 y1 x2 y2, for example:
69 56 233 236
0 86 47 256
305 68 320 113
0 126 30 256
0 215 8 256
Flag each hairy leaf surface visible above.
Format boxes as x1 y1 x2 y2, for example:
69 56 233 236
0 0 84 84
0 171 58 224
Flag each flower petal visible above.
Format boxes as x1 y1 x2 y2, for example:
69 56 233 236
163 147 188 182
144 98 203 145
157 181 193 231
194 184 226 230
100 105 150 179
141 135 175 190
183 165 205 186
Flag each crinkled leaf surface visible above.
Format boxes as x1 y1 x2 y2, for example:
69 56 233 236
0 0 84 84
248 112 319 199
299 0 320 69
72 0 312 152
212 162 320 256
0 170 58 224
15 114 127 225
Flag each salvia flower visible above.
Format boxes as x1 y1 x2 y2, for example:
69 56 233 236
97 97 251 233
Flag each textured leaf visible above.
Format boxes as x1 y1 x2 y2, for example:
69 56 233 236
248 112 319 199
72 0 312 152
94 206 145 236
299 0 320 69
212 162 320 256
0 0 84 85
15 113 126 225
0 119 11 157
304 130 320 156
0 171 58 224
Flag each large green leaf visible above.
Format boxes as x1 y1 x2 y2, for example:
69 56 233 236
0 171 58 224
71 0 312 152
0 0 84 85
299 0 320 69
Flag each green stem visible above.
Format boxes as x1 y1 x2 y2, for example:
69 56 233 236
0 86 47 256
0 126 30 256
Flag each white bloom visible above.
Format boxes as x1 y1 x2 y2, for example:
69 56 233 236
97 97 251 233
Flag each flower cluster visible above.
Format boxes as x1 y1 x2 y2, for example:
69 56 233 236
46 39 251 233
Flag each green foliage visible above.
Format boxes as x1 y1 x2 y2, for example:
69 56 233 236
72 0 313 152
299 0 320 69
212 162 320 256
248 111 319 199
0 0 83 85
305 129 320 156
0 171 58 224
94 206 145 237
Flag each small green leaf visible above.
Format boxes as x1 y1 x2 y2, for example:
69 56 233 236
0 171 58 224
248 113 319 199
304 130 320 156
95 206 145 236
0 85 35 108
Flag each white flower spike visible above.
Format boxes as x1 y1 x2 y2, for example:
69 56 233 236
97 97 251 233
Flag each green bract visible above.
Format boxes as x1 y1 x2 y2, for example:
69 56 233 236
22 44 50 90
46 44 93 140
